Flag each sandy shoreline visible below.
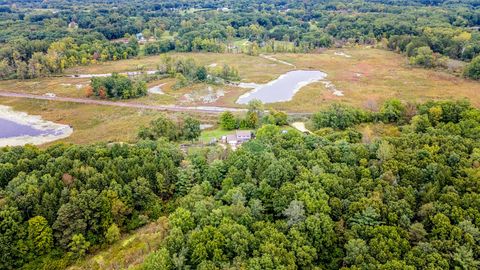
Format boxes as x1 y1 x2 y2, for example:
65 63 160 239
0 105 73 147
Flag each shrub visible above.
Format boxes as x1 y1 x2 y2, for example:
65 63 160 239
464 55 480 80
313 104 368 130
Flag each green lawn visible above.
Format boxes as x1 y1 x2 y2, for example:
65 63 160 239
198 128 256 144
198 128 232 143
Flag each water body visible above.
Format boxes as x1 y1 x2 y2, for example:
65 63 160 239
236 70 327 104
0 105 73 147
0 118 57 138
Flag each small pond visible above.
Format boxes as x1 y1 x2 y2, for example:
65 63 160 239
0 118 57 138
236 70 326 104
0 106 73 147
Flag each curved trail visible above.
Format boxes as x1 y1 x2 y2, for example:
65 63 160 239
259 54 296 68
0 91 246 114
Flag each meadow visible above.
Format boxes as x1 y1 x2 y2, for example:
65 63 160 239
0 97 218 145
273 47 480 112
0 48 478 114
1 47 479 144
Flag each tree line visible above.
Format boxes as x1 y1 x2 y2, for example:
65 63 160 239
1 0 479 80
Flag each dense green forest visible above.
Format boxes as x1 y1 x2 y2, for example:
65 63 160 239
0 0 479 79
1 0 480 269
2 99 480 269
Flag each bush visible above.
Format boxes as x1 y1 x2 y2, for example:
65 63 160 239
138 115 201 142
409 46 436 68
380 99 406 123
138 115 179 141
105 223 120 244
464 55 480 80
219 111 238 130
313 104 368 130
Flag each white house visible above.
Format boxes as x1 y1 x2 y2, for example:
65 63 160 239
223 130 252 148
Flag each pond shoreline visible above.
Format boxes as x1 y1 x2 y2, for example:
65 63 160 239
0 105 73 147
236 70 327 104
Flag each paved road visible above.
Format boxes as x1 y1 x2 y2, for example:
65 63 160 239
0 91 247 114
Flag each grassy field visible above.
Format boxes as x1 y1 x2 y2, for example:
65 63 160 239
1 47 479 147
1 48 478 114
197 127 253 144
63 52 291 83
271 47 480 111
0 97 218 145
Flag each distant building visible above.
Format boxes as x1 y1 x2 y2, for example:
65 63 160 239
235 130 252 143
136 33 147 44
223 130 252 148
112 38 130 44
68 21 78 29
225 134 238 147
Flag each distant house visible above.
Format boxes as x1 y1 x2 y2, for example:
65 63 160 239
225 134 238 147
112 38 130 44
217 7 230 12
223 130 252 148
235 130 252 143
136 33 147 44
68 21 78 29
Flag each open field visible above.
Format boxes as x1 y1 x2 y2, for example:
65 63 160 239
1 48 478 115
0 97 218 145
0 48 479 146
64 52 292 83
272 47 480 111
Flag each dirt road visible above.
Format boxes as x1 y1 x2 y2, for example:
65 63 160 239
0 91 246 114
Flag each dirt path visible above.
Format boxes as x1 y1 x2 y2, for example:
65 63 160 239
0 91 246 114
67 70 158 78
291 122 313 134
259 54 296 68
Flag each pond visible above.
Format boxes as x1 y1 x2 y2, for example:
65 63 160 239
0 106 73 147
0 118 57 138
236 70 327 104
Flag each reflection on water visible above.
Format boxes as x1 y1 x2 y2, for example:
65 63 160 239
0 105 73 147
236 70 326 104
0 118 57 138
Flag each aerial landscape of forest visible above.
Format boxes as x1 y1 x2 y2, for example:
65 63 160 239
0 0 480 269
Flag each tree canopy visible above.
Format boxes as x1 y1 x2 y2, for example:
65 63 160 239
2 100 480 269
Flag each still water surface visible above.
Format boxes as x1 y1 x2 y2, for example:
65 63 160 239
236 70 326 104
0 118 56 138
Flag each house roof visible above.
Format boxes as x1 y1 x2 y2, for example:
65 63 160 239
226 134 237 142
235 130 251 137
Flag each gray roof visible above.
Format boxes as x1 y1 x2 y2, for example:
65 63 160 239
226 134 237 142
236 130 251 137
